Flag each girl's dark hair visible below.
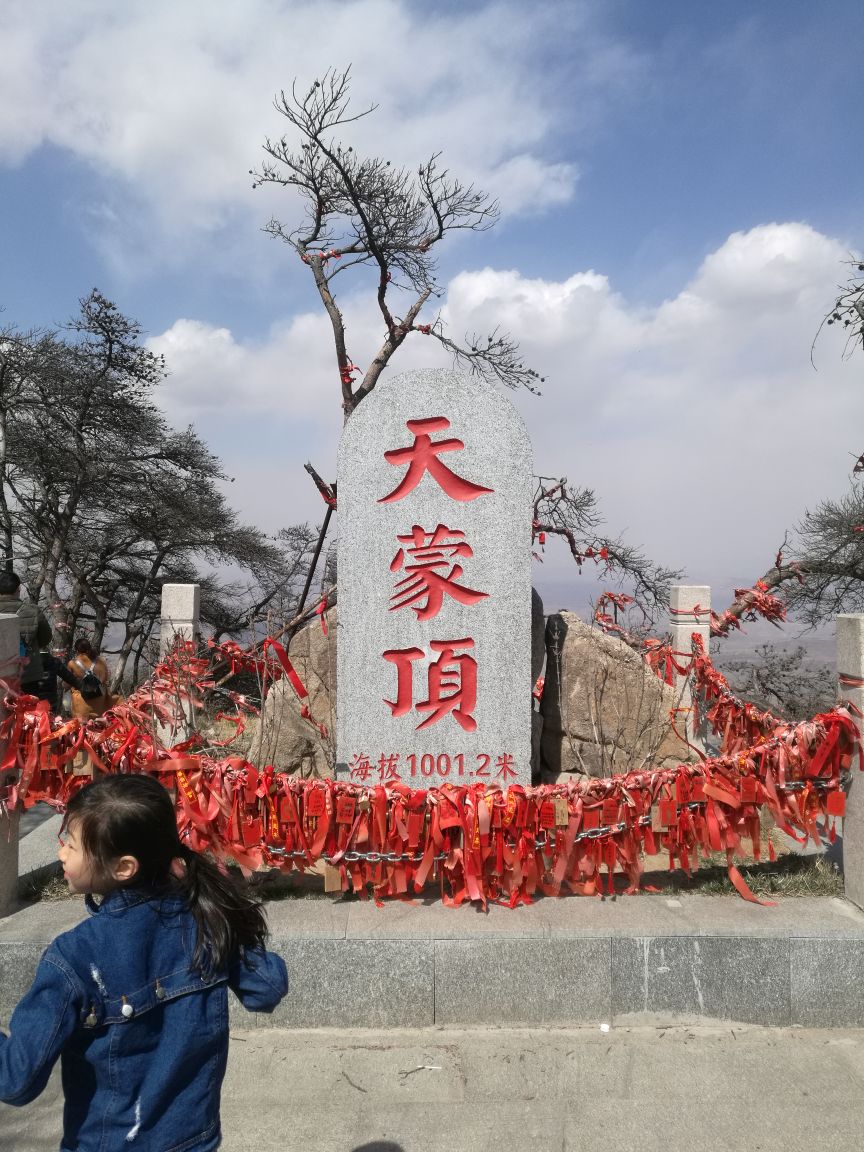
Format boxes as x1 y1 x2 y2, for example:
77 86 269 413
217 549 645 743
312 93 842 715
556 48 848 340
73 637 97 659
65 774 267 977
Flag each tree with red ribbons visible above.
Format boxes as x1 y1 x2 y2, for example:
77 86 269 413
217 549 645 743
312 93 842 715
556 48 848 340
532 477 682 619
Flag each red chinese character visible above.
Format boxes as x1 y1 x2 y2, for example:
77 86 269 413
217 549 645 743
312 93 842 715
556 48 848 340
383 639 478 732
382 646 424 717
494 753 517 781
389 524 489 620
348 753 373 781
377 753 400 782
418 639 477 732
379 417 494 504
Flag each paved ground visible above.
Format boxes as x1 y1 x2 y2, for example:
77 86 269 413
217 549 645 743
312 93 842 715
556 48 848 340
2 1023 864 1151
18 802 57 840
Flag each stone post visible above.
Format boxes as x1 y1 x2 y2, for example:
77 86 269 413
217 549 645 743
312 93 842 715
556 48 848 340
0 614 21 917
160 583 201 655
837 614 864 910
158 584 201 747
668 585 711 753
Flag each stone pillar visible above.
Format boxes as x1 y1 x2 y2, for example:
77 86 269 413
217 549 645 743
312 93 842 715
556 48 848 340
0 614 21 918
668 585 711 752
158 584 201 747
160 583 201 655
837 614 864 910
336 368 533 788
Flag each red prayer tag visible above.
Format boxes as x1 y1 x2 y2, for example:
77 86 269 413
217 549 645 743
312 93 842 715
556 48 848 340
539 800 556 829
305 790 326 819
279 794 298 824
438 798 461 829
826 791 846 818
408 811 425 847
690 779 706 802
243 766 259 805
739 777 759 804
515 798 528 827
675 777 690 803
601 798 619 825
240 817 263 848
581 807 600 831
659 800 677 828
336 796 356 825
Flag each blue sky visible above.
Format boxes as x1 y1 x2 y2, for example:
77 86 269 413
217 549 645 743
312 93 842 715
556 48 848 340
2 0 862 628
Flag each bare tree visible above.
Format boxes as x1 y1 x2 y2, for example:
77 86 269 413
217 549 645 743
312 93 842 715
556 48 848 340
706 490 864 635
252 67 544 420
816 256 864 365
779 486 864 628
714 644 834 722
2 292 319 684
532 477 682 619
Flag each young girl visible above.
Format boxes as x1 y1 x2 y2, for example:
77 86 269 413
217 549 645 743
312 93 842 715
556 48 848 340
0 774 288 1151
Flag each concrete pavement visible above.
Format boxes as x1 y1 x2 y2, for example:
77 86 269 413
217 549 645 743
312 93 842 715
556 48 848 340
2 1023 863 1151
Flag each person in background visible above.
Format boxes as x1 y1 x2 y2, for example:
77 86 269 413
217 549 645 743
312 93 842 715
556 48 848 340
0 570 53 697
67 636 113 719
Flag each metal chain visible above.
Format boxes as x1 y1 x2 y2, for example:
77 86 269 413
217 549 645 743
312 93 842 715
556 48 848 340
261 775 846 863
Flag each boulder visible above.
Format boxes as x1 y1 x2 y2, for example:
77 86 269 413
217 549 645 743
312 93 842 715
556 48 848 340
540 610 696 779
246 608 336 777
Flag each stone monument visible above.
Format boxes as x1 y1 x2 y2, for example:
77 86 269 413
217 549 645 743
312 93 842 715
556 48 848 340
337 368 533 787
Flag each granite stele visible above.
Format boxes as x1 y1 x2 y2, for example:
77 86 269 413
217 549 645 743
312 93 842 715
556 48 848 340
336 368 533 789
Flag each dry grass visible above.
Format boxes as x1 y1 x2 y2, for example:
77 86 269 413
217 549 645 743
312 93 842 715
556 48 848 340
19 871 73 903
643 849 842 898
17 834 844 905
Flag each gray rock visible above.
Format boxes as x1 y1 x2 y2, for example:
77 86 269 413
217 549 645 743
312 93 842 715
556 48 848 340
247 608 337 776
541 611 696 778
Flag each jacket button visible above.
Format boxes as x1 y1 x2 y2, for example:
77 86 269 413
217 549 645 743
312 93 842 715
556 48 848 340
155 983 166 1001
121 1000 134 1019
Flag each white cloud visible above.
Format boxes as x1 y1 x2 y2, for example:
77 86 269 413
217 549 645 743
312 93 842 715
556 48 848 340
149 222 864 603
0 0 637 264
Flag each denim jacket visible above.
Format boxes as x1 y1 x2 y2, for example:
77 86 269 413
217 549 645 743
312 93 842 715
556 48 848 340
0 887 288 1151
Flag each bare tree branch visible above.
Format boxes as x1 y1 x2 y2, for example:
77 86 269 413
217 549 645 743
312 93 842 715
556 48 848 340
251 67 542 418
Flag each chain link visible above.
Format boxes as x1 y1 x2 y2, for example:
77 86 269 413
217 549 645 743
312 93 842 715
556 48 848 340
260 777 844 864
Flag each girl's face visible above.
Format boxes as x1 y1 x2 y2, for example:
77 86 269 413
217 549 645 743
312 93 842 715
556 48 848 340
58 820 98 894
57 819 141 894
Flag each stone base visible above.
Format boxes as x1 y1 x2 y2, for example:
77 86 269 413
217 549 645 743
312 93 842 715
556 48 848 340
4 893 864 1028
